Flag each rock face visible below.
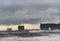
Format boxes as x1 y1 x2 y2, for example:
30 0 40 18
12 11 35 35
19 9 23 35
40 23 60 30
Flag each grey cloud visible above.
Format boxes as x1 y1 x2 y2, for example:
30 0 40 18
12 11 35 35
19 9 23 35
0 0 59 6
0 0 60 24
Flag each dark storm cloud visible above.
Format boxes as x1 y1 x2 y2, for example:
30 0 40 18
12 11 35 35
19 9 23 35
0 0 60 24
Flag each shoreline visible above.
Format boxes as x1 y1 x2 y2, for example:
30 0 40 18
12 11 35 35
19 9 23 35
0 30 59 37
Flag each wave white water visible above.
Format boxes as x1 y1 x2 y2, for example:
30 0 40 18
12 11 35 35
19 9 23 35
0 34 60 41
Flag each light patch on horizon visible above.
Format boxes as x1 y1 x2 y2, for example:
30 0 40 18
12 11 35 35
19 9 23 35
0 24 40 31
21 24 40 29
0 25 18 31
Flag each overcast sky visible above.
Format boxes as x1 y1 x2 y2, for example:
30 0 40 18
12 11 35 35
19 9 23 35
0 0 60 25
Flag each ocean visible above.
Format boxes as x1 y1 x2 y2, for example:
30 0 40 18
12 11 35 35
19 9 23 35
0 34 60 41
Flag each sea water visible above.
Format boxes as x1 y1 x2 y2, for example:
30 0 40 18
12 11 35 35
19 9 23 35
0 34 60 41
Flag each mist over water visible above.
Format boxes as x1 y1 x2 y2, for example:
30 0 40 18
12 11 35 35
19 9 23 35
0 34 60 41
